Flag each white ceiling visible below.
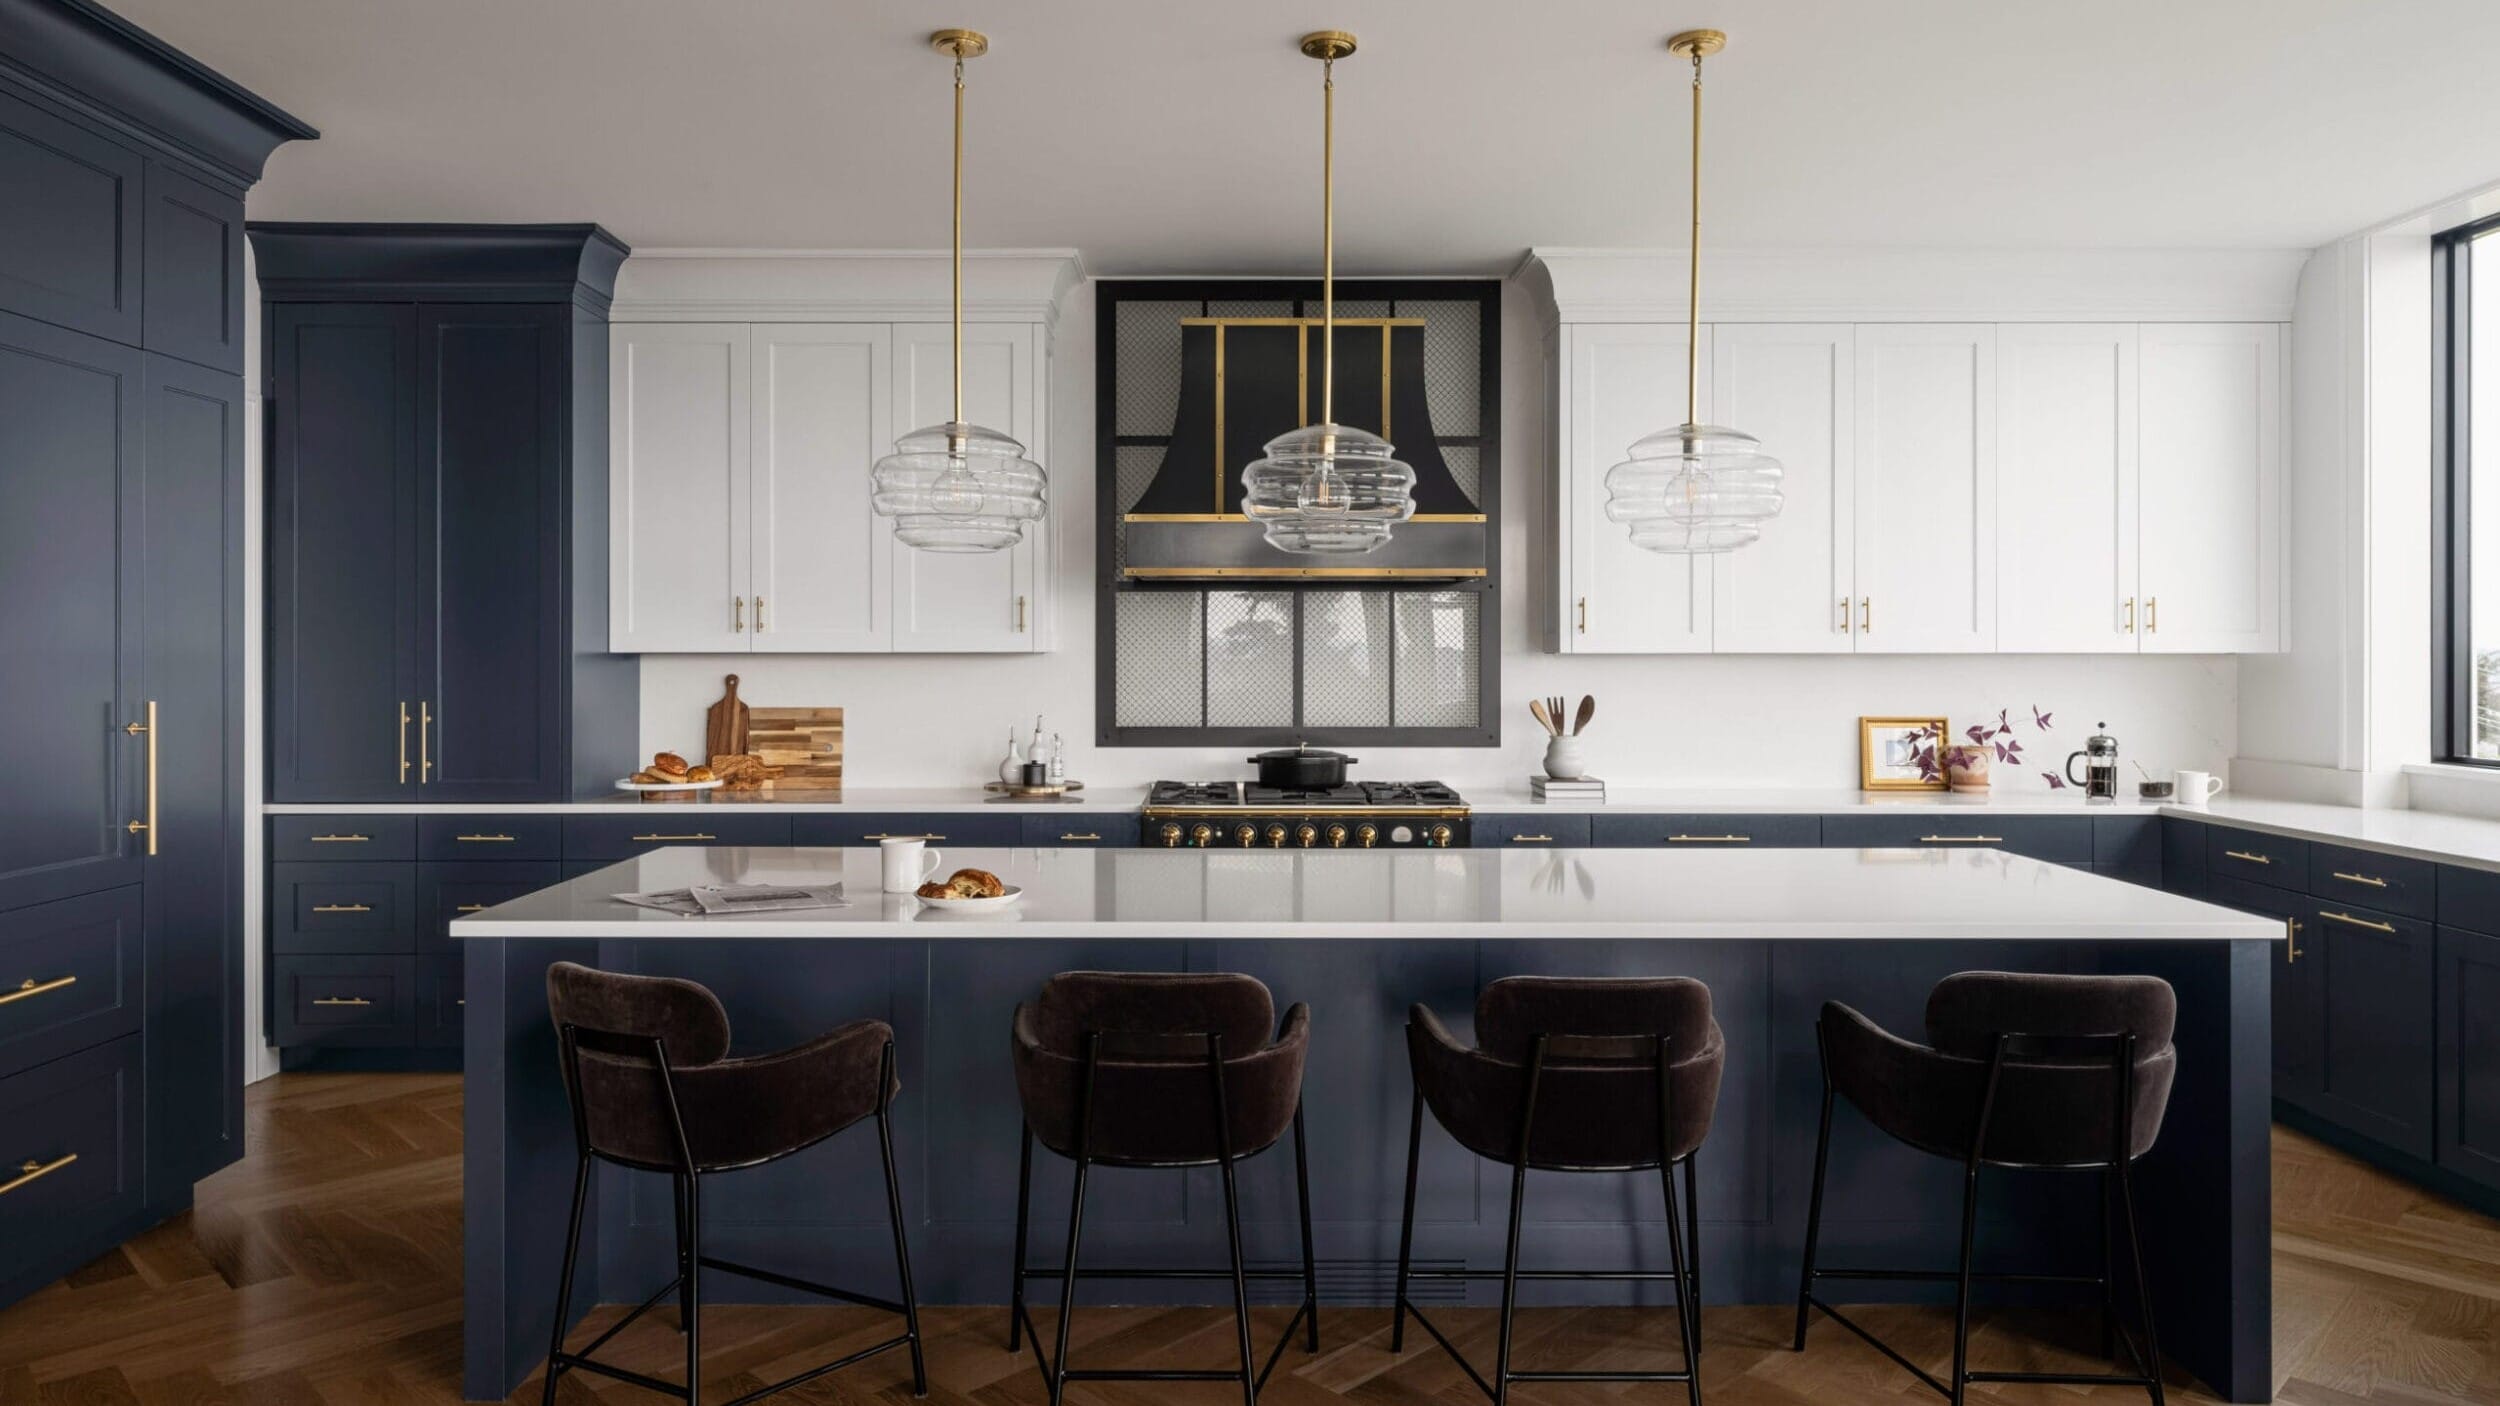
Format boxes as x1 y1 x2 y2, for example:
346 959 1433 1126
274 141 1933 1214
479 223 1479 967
111 0 2500 273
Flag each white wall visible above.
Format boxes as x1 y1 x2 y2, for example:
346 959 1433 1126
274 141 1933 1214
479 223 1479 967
637 279 2241 793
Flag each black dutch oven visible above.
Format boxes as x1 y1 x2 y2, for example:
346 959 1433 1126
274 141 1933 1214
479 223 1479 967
1248 743 1356 789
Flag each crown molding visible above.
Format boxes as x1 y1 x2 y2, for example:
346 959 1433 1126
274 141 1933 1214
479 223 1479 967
610 248 1085 328
1513 246 2308 327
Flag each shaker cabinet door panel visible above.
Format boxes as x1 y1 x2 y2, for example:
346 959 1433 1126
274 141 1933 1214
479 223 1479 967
1710 325 1854 653
2309 901 2435 1159
0 89 144 345
2138 323 2281 653
140 162 244 372
1995 325 2138 653
266 303 421 800
609 323 749 652
1851 325 1995 653
751 325 893 652
890 322 1039 652
1563 323 1711 653
2438 926 2500 1191
0 312 145 912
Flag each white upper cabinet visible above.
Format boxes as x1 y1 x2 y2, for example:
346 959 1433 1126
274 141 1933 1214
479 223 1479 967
1996 325 2140 653
610 323 749 653
1852 325 1996 653
1560 323 1712 653
749 325 892 652
2137 323 2282 653
1710 325 1854 653
890 321 1042 653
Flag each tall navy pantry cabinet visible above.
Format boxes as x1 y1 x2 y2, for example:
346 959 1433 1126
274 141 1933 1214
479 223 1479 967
253 224 637 803
0 0 312 1307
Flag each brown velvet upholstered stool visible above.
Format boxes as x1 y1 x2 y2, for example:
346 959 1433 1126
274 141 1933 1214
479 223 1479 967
541 962 926 1404
1793 971 2179 1406
1394 976 1725 1406
1005 971 1318 1406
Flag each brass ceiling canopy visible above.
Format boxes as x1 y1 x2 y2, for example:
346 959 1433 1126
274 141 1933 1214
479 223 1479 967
928 27 987 60
1299 30 1357 61
1665 28 1726 60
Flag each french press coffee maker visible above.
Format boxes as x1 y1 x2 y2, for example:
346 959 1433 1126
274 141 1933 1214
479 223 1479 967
2065 722 2120 800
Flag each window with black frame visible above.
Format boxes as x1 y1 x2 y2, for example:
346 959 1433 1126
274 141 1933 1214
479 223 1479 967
2440 218 2500 762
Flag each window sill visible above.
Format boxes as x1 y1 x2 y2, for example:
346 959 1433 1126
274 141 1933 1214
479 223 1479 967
2402 763 2500 821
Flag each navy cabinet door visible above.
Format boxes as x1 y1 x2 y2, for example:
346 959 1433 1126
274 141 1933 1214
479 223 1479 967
267 304 419 801
2209 875 2320 1110
0 88 144 344
141 355 246 1188
140 162 243 372
2438 926 2500 1191
419 305 567 801
0 311 144 913
2309 901 2436 1159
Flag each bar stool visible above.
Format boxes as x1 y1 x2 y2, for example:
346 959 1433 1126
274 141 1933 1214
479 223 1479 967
1395 975 1724 1406
541 962 926 1404
1005 971 1318 1406
1794 971 2177 1406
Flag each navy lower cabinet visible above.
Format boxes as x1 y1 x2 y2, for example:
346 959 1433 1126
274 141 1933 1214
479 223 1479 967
1473 814 1593 847
1017 814 1140 848
1591 813 1817 847
2211 875 2321 1110
2162 816 2211 899
1822 813 2090 864
2438 925 2500 1192
2093 816 2163 886
564 813 794 861
2305 900 2436 1160
789 813 1019 848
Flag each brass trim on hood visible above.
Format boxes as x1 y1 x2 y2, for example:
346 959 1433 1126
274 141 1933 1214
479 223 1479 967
1124 513 1485 523
1122 566 1486 579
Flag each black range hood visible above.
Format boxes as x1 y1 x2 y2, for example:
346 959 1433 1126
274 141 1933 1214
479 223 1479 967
1122 316 1486 581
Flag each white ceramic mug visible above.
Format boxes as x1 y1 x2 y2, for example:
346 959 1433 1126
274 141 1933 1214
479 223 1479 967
880 837 943 893
2173 770 2224 805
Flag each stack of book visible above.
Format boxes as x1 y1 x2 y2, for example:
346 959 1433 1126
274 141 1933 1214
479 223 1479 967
1530 775 1605 802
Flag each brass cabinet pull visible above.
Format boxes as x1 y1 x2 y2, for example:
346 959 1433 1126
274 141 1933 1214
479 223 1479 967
121 700 156 855
631 833 716 842
456 834 515 843
2146 596 2158 633
311 997 372 1008
0 1153 77 1197
455 904 488 913
1058 832 1102 842
2319 909 2399 934
2329 870 2388 888
311 903 372 914
0 975 76 1006
309 834 371 844
1669 834 1751 843
862 833 945 842
1920 835 2002 844
755 595 766 632
2286 918 2304 964
418 701 432 784
456 999 466 1006
1860 597 1872 632
2222 849 2271 865
1017 594 1029 632
1511 834 1555 843
1837 597 1851 633
1576 597 1588 634
399 701 411 784
2124 597 2136 633
733 596 745 632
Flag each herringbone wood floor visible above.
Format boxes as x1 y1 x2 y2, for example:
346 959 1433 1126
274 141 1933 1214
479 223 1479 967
1 1072 2495 1403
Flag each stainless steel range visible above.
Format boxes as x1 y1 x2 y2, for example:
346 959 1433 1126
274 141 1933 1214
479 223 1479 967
1142 780 1471 849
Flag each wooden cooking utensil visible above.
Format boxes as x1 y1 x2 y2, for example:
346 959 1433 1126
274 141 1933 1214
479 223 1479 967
705 674 750 758
1573 695 1595 736
1529 698 1557 737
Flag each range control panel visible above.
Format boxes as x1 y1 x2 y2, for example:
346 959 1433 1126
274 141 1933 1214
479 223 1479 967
1142 813 1470 849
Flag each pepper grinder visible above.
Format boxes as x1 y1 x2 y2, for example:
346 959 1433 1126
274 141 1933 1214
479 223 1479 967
2065 722 2120 800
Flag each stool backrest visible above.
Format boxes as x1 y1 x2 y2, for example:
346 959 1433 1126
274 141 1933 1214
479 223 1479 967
1019 971 1274 1057
1475 975 1715 1062
1924 971 2175 1060
546 961 733 1169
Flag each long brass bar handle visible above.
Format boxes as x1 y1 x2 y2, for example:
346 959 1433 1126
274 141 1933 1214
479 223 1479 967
2147 596 2158 633
862 833 946 842
2286 918 2304 964
0 975 76 1006
2124 597 2136 634
455 904 488 913
733 596 744 632
2319 909 2399 934
1017 595 1028 632
399 701 410 784
1837 597 1850 633
755 595 766 632
1511 834 1555 843
2222 850 2271 865
0 1153 76 1197
1920 835 2003 844
455 834 516 843
1669 834 1751 843
1058 832 1101 842
1576 597 1588 634
308 834 372 844
418 701 432 784
121 700 156 855
311 904 372 914
2329 870 2388 888
1860 597 1872 632
631 833 717 842
311 997 372 1007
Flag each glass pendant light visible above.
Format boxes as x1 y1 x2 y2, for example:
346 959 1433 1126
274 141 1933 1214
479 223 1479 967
871 28 1046 553
1240 30 1417 555
1603 28 1784 554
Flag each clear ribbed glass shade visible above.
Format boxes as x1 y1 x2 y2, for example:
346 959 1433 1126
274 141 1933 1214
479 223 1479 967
1240 422 1417 555
1602 422 1785 554
871 420 1047 553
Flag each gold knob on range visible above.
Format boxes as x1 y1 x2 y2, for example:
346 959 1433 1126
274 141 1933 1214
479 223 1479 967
1326 824 1348 848
1159 823 1184 848
1357 824 1378 848
1265 824 1288 848
1295 823 1318 848
1429 824 1453 848
1189 823 1214 848
1235 823 1258 848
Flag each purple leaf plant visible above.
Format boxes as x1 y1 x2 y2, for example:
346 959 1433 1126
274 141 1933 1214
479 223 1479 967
1955 706 2066 788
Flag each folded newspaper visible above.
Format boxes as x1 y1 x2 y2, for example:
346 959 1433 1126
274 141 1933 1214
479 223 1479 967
615 882 848 916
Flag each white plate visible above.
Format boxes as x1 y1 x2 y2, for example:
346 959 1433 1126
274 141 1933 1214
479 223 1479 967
914 884 1025 912
614 778 726 793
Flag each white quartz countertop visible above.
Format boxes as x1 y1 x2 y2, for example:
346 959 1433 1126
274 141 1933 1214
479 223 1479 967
450 845 2279 942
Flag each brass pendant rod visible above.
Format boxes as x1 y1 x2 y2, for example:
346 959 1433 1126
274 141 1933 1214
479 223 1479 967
1320 54 1335 430
1685 45 1702 430
951 51 966 429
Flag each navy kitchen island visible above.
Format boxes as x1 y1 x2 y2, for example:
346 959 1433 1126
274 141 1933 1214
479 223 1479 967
456 844 2277 1402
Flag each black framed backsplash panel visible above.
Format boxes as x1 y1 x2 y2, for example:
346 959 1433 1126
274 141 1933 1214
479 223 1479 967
1094 278 1501 748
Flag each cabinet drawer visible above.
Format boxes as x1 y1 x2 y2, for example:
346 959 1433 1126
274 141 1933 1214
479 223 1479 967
0 888 142 1081
418 815 562 862
2306 843 2437 921
789 814 1018 848
1592 814 1820 848
1019 815 1140 848
2440 866 2500 937
417 862 562 957
1473 815 1594 848
268 815 416 863
274 957 415 1047
270 862 417 955
1822 815 2089 863
0 1035 143 1273
562 814 793 861
2206 826 2307 888
417 957 464 1049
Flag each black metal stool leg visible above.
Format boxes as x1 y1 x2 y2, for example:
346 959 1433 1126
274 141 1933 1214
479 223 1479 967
540 1153 591 1406
1660 1149 1703 1406
1048 1154 1088 1406
1292 1102 1321 1354
1683 1151 1703 1343
2100 1166 2119 1362
1794 1032 1836 1352
1392 1084 1422 1354
875 1045 928 1398
1008 1123 1034 1353
1491 1036 1547 1406
2117 1156 2167 1406
1208 1035 1258 1406
683 1170 703 1405
672 1172 692 1335
1949 1162 1981 1406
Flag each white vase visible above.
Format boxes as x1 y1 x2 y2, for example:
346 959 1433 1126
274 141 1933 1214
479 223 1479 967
1543 735 1589 780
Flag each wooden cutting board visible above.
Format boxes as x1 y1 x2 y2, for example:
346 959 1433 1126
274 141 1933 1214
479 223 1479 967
747 706 843 789
705 674 750 758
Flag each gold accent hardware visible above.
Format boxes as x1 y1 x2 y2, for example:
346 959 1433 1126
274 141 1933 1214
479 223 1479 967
1178 316 1423 328
0 975 77 1006
1860 597 1871 632
1216 323 1226 494
1919 835 2003 844
1159 823 1184 847
311 904 372 914
755 595 766 632
2124 597 2136 633
733 596 744 632
1428 824 1454 848
2223 850 2271 865
1017 595 1028 632
1576 597 1588 634
456 904 488 913
1838 597 1851 632
1357 824 1378 848
1296 823 1319 847
0 1154 76 1196
1145 805 1473 820
418 701 432 784
457 834 515 843
399 701 410 784
311 997 372 1007
1266 824 1288 848
1058 832 1101 842
456 999 466 1006
2330 871 2388 888
632 833 717 842
122 700 156 855
2319 909 2399 934
1669 835 1751 843
2286 918 2304 964
1234 823 1258 847
1121 512 1486 524
928 26 987 59
1512 834 1554 843
1325 824 1348 847
308 834 371 843
1122 566 1487 579
2147 596 2158 632
929 28 989 426
862 833 944 842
